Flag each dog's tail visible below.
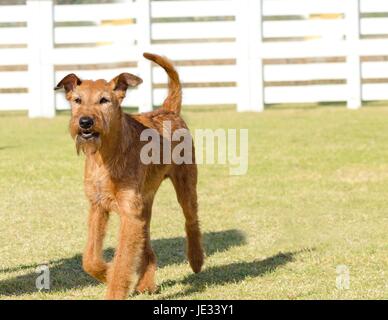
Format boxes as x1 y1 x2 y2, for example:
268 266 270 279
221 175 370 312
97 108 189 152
143 52 182 115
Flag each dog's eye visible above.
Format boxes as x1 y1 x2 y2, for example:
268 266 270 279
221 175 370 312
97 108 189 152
74 98 81 104
100 97 110 104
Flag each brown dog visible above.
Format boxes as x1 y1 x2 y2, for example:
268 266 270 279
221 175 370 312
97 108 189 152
55 53 204 300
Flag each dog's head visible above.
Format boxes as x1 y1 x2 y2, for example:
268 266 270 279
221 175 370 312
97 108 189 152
55 73 142 154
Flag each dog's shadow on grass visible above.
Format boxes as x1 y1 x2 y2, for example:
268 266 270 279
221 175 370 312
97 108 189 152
0 145 18 151
0 229 247 297
160 251 299 299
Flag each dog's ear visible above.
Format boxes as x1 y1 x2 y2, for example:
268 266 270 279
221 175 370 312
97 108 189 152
110 73 143 92
55 74 82 93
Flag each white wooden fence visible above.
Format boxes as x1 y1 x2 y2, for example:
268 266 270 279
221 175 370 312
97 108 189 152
1 0 388 117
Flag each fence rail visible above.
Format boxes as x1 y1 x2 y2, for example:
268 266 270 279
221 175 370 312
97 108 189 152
0 0 388 117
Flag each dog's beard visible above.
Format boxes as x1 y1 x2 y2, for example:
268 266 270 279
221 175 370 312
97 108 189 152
75 135 102 156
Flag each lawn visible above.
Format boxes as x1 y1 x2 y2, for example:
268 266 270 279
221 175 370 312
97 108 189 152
0 106 387 300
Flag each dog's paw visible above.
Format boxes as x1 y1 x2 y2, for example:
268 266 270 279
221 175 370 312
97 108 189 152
188 250 205 273
136 281 157 295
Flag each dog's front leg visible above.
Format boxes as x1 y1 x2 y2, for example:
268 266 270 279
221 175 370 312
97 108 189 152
105 201 145 300
83 205 109 283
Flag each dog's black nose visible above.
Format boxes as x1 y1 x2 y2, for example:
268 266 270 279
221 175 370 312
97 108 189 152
79 116 94 129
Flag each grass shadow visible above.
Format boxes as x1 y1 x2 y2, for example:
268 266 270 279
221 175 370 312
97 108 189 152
0 145 19 151
160 251 300 299
0 229 246 297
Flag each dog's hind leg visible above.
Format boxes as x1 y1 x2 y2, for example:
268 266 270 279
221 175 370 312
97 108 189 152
83 205 109 283
136 199 157 294
170 165 205 273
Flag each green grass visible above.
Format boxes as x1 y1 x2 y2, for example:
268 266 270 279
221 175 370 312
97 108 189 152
0 106 387 300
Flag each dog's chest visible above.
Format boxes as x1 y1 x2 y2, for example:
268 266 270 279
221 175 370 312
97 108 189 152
84 165 117 211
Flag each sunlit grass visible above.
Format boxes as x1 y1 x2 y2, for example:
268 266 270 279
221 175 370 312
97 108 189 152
0 106 387 300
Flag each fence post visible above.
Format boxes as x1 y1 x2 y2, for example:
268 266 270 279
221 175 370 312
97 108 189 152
137 0 153 112
236 0 264 112
346 0 362 109
27 0 55 118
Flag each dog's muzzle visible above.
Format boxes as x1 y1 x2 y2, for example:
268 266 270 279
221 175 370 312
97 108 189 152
78 116 100 140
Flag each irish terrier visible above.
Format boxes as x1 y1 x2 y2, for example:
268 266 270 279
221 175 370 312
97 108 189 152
55 53 204 300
